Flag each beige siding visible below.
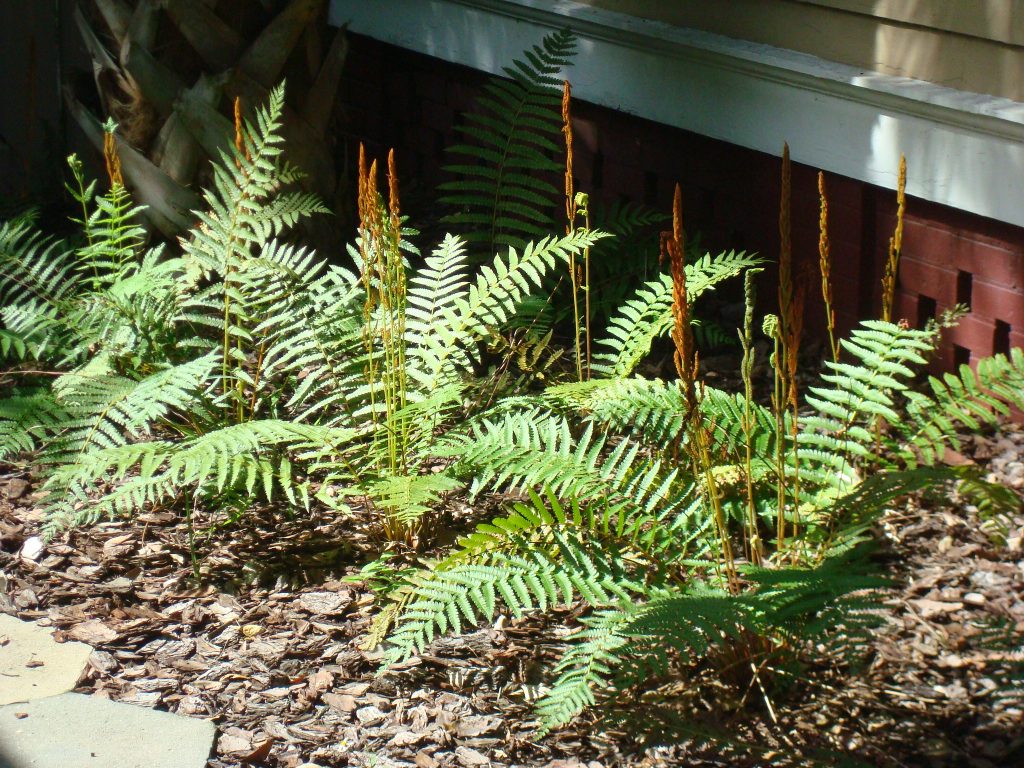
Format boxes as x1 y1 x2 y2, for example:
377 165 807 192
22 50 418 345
582 0 1024 101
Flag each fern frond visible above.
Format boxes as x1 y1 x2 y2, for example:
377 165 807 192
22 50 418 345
75 183 146 287
443 409 689 527
591 250 762 378
366 473 462 525
181 82 329 279
42 355 216 468
404 234 471 392
384 526 639 665
897 348 1024 466
439 29 576 254
43 419 360 534
535 607 632 731
800 320 936 486
0 211 77 308
414 231 605 393
0 392 66 461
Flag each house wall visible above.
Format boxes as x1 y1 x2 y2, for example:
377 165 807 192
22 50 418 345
582 0 1024 101
341 33 1024 371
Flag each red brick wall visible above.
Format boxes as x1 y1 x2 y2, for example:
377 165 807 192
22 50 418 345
340 34 1024 373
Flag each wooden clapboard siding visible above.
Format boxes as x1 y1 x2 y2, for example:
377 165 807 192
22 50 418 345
581 0 1024 101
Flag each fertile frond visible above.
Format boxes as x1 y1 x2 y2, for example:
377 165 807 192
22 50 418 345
439 29 576 254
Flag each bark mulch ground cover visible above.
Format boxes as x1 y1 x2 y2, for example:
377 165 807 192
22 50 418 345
2 425 1022 768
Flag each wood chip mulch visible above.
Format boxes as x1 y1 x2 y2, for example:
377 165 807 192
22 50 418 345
1 425 1022 768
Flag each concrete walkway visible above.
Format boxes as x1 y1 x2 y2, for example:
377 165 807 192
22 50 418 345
0 613 216 768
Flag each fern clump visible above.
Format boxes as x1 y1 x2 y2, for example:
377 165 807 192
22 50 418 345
0 82 608 548
384 288 1024 732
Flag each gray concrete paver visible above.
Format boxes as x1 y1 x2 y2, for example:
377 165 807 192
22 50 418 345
0 692 216 768
0 614 92 705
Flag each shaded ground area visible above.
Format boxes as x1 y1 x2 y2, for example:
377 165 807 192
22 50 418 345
1 426 1022 768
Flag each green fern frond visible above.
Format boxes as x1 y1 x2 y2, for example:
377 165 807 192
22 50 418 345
0 301 63 362
439 29 576 254
41 355 217 468
414 231 605 393
591 250 762 378
366 473 462 525
404 234 472 392
182 82 329 280
800 320 937 485
0 211 77 308
535 607 632 731
75 183 146 287
897 348 1024 466
43 419 360 534
0 391 66 462
443 409 688 527
385 526 639 665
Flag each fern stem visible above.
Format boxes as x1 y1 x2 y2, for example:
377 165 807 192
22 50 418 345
765 316 786 553
739 269 763 565
583 203 592 381
693 417 738 591
563 81 586 382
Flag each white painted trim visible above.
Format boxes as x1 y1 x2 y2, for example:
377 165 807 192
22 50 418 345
329 0 1024 228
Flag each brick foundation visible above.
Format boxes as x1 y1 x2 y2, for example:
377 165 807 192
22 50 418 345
340 34 1024 374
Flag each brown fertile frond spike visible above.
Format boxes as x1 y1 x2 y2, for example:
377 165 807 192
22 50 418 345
234 96 244 154
368 160 379 198
881 154 908 322
673 183 683 246
892 153 907 259
668 183 697 418
562 80 575 231
387 148 401 224
778 143 792 320
817 172 830 272
102 131 123 188
787 277 808 400
818 171 839 361
357 143 369 228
